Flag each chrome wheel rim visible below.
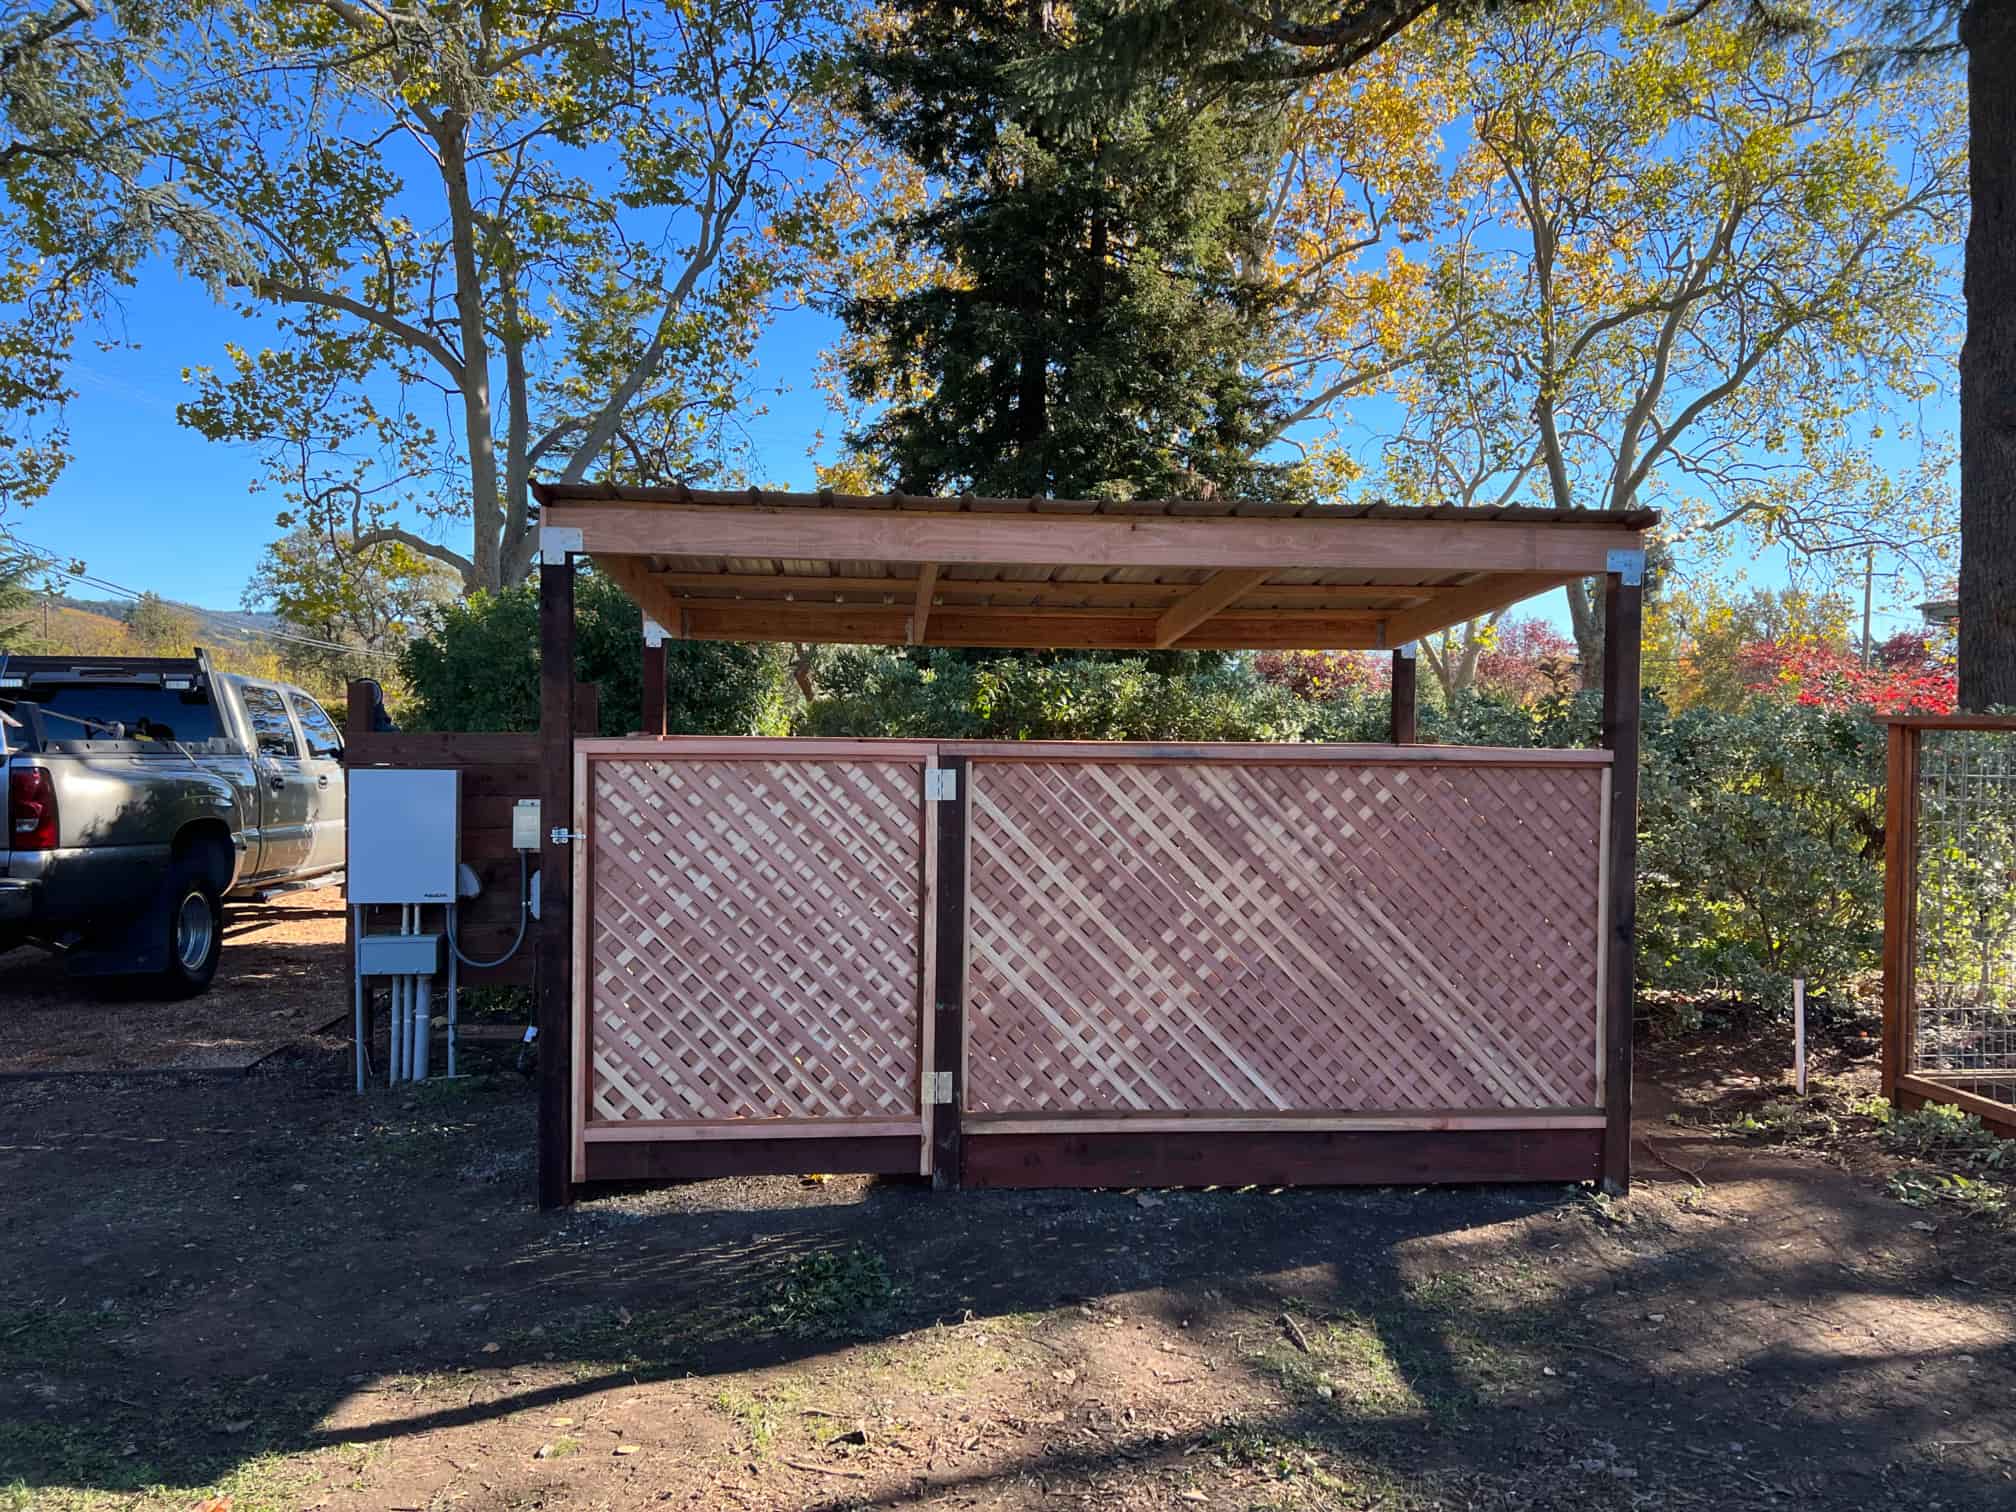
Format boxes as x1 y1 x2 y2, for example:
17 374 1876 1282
174 892 214 972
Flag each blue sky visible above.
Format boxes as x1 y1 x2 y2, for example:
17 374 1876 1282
12 254 850 613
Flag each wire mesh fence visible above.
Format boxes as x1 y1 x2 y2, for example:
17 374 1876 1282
1911 728 2016 1109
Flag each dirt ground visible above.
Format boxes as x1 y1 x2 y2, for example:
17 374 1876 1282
2 1030 2012 1512
0 887 347 1075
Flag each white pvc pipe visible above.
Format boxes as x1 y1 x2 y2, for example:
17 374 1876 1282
1794 978 1807 1095
390 975 405 1084
413 974 431 1081
390 906 410 1083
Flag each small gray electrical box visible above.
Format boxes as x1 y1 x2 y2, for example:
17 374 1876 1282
347 768 461 903
511 799 541 850
357 932 444 977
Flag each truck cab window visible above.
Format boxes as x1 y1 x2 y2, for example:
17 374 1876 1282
9 686 220 744
288 693 344 761
240 685 300 759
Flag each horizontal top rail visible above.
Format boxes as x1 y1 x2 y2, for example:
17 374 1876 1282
942 739 1611 766
1882 714 2016 731
571 734 1612 767
574 737 944 760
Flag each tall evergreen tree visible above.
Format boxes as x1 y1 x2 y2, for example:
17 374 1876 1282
840 1 1299 501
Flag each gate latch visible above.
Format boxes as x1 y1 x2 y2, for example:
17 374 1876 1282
548 826 586 846
924 768 958 802
923 1071 953 1104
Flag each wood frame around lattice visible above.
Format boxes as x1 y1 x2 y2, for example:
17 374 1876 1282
572 739 940 1180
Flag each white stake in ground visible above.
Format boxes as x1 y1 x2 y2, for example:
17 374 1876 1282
1793 978 1807 1096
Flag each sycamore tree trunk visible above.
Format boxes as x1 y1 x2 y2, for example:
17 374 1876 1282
1960 1 2016 710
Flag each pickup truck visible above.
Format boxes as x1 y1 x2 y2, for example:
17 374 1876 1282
0 651 346 995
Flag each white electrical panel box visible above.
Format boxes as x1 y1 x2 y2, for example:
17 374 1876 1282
511 799 541 850
347 768 461 904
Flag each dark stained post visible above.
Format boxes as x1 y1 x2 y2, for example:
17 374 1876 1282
640 618 668 736
537 555 578 1210
1599 565 1643 1195
931 756 970 1190
1389 645 1418 744
1881 721 1919 1101
345 679 373 743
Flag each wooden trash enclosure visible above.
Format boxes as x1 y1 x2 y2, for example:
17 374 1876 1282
570 738 1612 1190
528 485 1654 1205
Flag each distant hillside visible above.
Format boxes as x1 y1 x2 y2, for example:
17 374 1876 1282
55 596 280 634
3 596 297 683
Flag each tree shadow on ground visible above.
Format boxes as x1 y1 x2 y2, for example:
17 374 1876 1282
0 1053 2010 1509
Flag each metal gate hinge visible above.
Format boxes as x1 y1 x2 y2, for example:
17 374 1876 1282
549 827 586 846
924 768 958 802
1606 547 1646 586
924 1070 953 1104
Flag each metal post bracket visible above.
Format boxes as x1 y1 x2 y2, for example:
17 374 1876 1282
1606 547 1647 586
539 525 584 560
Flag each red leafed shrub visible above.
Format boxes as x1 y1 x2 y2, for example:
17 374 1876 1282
1253 649 1388 700
1738 634 1955 715
1474 618 1581 704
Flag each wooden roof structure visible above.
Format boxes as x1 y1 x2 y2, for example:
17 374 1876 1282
532 482 1655 652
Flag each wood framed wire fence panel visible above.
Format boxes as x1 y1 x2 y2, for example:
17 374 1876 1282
581 753 931 1154
1904 726 2016 1132
963 757 1606 1123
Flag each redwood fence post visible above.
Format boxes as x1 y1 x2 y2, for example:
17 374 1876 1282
1600 570 1643 1195
1390 645 1418 744
538 557 578 1210
932 755 970 1190
1881 721 1919 1100
640 618 667 736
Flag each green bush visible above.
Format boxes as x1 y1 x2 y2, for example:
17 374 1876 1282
1636 701 1884 1024
397 568 792 735
801 648 1316 741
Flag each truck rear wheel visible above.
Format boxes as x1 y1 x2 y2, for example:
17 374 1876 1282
156 856 223 997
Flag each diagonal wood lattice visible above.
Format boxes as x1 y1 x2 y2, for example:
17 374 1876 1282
965 760 1604 1114
587 757 925 1124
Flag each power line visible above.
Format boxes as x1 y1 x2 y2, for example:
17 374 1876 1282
1 534 400 663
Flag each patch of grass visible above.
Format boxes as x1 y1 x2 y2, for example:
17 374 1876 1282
0 1422 314 1512
1731 1098 1837 1139
1265 1314 1422 1418
713 1383 810 1455
0 1299 125 1369
748 1244 898 1336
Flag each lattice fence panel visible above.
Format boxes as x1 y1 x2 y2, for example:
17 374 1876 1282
966 760 1604 1114
1912 731 2016 1111
587 758 925 1123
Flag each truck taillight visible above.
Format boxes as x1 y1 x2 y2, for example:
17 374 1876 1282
7 766 56 850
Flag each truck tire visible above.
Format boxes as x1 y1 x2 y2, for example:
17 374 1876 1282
156 855 223 998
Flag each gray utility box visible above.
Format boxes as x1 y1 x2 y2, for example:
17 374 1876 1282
357 932 444 977
347 767 461 904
